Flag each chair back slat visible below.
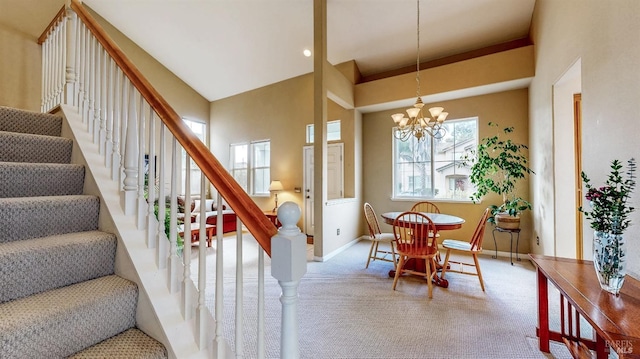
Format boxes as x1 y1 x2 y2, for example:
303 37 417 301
393 212 438 256
363 202 381 238
410 201 440 214
469 208 491 251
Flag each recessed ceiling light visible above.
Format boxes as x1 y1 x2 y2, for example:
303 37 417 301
303 49 312 57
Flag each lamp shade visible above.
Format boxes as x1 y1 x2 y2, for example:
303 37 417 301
269 180 284 192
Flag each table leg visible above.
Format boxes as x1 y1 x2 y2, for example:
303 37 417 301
492 229 498 259
537 268 550 353
515 231 521 262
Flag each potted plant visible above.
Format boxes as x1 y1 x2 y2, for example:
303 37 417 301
461 122 535 229
579 158 636 295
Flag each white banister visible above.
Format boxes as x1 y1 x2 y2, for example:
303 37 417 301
271 202 307 359
40 6 306 357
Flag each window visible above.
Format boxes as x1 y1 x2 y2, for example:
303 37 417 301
230 140 271 195
392 117 478 201
306 120 341 143
182 118 206 194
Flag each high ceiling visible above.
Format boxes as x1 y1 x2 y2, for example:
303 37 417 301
83 0 536 103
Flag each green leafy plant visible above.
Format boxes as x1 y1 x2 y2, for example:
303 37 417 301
461 122 534 222
580 158 636 234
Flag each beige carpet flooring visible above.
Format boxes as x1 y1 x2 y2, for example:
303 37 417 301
191 234 580 359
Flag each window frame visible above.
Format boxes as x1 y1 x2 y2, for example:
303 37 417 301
181 118 206 195
391 117 478 202
229 139 271 196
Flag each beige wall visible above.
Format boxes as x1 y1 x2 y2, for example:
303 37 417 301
0 0 65 110
529 0 640 277
363 89 531 254
87 7 210 124
208 73 360 239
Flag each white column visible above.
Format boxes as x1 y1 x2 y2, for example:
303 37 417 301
271 202 307 359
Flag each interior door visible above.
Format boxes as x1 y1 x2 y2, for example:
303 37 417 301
303 146 314 236
303 143 344 236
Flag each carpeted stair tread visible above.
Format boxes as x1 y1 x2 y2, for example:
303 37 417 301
0 275 138 358
0 106 62 136
0 230 116 303
0 130 72 163
0 195 99 243
0 162 85 198
69 328 167 359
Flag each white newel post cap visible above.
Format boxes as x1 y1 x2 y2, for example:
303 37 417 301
271 201 307 282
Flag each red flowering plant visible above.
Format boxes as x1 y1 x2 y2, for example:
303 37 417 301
580 159 636 235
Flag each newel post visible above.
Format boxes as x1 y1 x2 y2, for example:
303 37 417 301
271 202 307 359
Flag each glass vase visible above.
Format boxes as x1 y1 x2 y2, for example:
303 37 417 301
592 231 626 295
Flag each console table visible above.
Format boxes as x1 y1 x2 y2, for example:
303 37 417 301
529 254 640 358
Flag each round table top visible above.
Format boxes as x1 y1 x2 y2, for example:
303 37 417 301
380 211 465 230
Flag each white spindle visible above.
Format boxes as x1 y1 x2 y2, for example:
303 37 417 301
99 48 108 153
77 22 85 115
87 35 95 135
119 76 129 187
196 174 208 349
122 83 138 215
257 246 265 359
83 26 91 122
168 137 179 293
181 155 193 319
111 68 122 180
272 203 307 359
235 218 244 358
105 57 114 168
93 40 102 144
156 123 167 269
64 6 77 106
215 191 224 357
137 98 147 230
146 109 157 249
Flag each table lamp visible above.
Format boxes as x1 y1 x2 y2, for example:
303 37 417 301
269 180 284 212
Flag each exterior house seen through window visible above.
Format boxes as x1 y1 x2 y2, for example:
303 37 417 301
230 140 271 196
392 117 478 201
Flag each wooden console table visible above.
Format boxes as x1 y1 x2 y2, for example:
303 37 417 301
529 254 640 358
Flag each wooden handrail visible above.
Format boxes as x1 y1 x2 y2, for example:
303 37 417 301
38 5 66 45
69 0 276 255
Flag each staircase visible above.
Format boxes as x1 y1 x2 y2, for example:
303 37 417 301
0 106 167 358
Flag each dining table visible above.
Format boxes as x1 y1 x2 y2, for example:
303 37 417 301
380 211 465 287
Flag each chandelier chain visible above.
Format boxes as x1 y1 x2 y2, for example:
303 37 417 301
416 0 420 99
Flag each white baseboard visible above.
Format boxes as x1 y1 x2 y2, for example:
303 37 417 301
313 236 366 262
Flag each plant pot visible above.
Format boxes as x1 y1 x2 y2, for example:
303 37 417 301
495 213 520 229
593 231 626 295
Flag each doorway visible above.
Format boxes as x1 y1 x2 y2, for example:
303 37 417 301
553 59 583 259
303 143 344 236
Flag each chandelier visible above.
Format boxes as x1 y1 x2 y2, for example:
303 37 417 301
391 0 448 141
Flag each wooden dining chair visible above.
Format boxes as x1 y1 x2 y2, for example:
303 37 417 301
440 208 491 291
392 211 440 299
363 203 397 270
410 201 440 214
